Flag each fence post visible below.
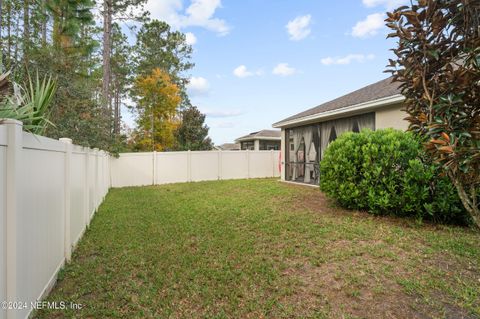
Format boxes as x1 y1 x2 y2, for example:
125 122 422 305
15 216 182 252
271 149 274 177
152 151 157 185
108 151 113 189
59 138 72 262
187 150 192 182
93 148 99 211
4 119 22 319
84 148 90 227
218 150 222 180
246 149 250 179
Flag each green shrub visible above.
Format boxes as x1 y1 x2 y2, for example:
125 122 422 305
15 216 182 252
319 129 466 223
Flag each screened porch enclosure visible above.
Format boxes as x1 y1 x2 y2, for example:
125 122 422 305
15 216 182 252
285 113 375 185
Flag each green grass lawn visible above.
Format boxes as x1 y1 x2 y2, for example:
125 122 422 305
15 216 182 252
36 179 480 318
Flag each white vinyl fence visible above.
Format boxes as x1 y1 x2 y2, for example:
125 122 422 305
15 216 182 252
110 150 281 187
0 119 281 319
0 120 110 319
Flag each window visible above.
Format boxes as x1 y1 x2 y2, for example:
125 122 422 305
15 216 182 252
329 126 337 142
260 140 280 150
352 121 360 133
241 141 254 150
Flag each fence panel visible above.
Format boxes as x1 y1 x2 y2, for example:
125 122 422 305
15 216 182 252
110 150 281 187
110 153 152 187
71 149 87 246
88 153 96 220
219 151 249 180
190 151 219 182
17 145 65 319
249 151 275 178
0 120 111 319
156 152 188 184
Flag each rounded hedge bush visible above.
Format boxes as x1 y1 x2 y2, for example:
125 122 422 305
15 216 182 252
319 129 466 223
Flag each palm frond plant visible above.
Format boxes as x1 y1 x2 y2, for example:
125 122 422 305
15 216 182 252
0 72 57 135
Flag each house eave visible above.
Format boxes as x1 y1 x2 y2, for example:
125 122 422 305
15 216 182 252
235 136 281 143
272 94 405 129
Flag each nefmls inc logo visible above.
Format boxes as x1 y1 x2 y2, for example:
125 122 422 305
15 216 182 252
31 301 83 310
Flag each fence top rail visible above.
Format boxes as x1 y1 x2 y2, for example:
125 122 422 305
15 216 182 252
0 122 108 155
23 132 67 153
0 125 6 146
115 150 281 157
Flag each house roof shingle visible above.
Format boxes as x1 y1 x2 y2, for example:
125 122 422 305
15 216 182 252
235 129 281 142
273 77 402 127
216 143 241 151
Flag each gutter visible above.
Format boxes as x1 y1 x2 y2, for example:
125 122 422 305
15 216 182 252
272 94 405 129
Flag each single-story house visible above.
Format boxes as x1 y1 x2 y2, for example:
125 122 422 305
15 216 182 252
214 143 241 151
235 130 281 150
272 77 407 185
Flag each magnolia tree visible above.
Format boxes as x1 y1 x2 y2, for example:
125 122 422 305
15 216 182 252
385 0 480 227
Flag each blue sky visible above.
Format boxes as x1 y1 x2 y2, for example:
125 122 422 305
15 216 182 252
123 0 408 145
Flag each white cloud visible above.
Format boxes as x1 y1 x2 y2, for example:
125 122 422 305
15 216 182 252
185 32 197 45
351 13 384 38
187 76 210 95
233 65 253 78
146 0 230 36
286 15 312 41
233 64 265 78
202 109 244 118
362 0 409 10
321 54 375 65
272 63 296 76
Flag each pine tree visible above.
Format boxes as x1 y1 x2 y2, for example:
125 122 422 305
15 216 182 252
175 106 213 151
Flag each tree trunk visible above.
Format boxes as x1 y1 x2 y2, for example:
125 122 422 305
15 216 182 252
0 0 3 41
14 10 19 63
41 0 47 46
6 1 11 62
52 7 60 48
102 0 112 110
114 83 120 135
448 171 480 228
23 0 29 59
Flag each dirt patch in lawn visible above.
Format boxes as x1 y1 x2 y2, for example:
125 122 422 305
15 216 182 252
277 184 480 318
286 182 445 230
280 254 459 319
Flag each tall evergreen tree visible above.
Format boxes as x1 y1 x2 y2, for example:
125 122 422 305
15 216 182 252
101 0 147 115
175 106 213 151
110 23 132 135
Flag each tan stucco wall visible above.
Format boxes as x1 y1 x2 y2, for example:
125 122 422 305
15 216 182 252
375 103 409 131
280 129 286 180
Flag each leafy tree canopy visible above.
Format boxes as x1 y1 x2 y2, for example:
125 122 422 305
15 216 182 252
386 0 480 227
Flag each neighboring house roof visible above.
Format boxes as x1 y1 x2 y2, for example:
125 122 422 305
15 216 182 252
215 143 241 151
235 130 281 142
273 77 404 128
